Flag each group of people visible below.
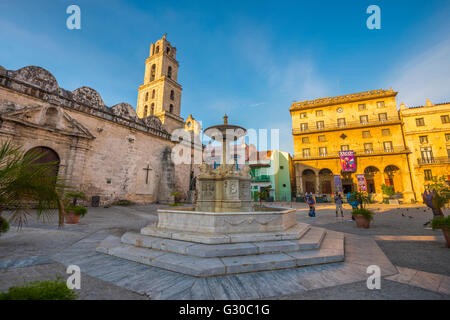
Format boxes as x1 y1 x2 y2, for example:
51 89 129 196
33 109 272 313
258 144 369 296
305 191 355 218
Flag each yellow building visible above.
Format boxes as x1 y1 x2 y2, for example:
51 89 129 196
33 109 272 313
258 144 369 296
290 89 416 203
136 35 185 132
400 99 450 199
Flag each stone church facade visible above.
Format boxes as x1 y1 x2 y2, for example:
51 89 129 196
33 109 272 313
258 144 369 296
0 36 202 206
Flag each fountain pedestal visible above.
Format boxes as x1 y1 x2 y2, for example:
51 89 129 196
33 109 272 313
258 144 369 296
196 163 253 212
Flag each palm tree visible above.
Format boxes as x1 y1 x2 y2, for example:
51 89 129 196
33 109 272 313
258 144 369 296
254 186 271 207
426 176 450 217
0 141 66 229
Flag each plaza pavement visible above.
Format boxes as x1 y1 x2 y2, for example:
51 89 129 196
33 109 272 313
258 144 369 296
0 203 449 299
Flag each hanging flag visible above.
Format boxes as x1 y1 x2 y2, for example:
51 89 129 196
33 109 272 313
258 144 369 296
356 174 367 192
339 150 356 172
334 175 343 193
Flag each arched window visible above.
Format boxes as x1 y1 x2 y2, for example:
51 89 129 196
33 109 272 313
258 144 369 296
151 103 155 116
145 92 149 101
155 46 159 54
143 105 148 117
166 47 171 55
169 104 174 113
152 89 155 99
150 64 156 82
167 66 172 79
170 90 174 100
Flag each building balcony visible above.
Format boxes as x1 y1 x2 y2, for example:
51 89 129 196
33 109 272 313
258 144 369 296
292 115 401 135
294 146 409 161
252 175 271 182
417 157 450 166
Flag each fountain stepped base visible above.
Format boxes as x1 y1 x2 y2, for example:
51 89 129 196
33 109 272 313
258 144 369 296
96 227 344 277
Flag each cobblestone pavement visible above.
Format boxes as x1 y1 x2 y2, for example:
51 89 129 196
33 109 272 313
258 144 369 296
0 203 449 299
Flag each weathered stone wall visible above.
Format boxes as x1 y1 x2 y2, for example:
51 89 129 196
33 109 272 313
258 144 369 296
0 65 196 206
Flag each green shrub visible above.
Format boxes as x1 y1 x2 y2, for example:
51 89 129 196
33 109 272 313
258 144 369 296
0 277 78 300
352 208 374 221
112 199 134 206
65 205 87 217
0 217 9 234
381 184 395 197
431 216 450 230
63 190 87 207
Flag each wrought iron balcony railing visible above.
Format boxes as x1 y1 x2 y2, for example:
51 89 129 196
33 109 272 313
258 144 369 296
294 146 409 160
417 157 450 165
251 175 271 182
292 115 401 134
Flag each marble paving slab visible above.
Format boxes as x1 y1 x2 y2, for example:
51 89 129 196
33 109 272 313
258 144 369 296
50 229 399 299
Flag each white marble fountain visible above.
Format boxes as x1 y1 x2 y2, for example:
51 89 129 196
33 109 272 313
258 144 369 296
97 116 344 277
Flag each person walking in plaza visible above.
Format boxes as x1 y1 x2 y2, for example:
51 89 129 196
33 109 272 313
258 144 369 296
347 192 358 221
334 192 344 219
306 192 316 217
422 188 443 226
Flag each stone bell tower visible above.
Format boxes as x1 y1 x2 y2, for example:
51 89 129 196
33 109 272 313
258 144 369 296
137 34 184 133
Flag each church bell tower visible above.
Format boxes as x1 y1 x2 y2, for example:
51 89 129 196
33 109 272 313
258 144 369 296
137 34 184 132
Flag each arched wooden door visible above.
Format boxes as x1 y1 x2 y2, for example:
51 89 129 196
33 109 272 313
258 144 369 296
25 146 60 182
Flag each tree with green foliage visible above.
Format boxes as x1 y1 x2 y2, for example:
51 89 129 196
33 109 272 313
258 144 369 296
0 141 66 229
254 185 272 207
426 175 450 217
349 191 370 209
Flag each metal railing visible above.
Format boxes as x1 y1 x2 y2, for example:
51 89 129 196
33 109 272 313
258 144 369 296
252 175 271 182
292 115 401 134
417 157 450 165
294 146 409 160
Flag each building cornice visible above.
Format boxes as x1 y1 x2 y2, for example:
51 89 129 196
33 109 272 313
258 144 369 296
145 52 179 67
0 71 173 141
139 76 182 90
290 89 397 112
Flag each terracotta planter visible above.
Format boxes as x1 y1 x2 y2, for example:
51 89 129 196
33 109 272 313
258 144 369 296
442 228 450 248
354 214 371 229
65 211 81 224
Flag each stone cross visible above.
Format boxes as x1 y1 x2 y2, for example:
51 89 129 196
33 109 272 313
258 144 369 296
143 164 152 184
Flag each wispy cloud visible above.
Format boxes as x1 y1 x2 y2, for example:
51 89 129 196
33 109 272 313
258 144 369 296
231 25 330 153
389 39 450 106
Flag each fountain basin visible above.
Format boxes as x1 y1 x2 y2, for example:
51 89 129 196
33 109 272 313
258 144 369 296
155 207 297 234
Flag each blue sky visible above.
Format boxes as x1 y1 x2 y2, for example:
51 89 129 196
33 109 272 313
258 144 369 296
0 0 449 153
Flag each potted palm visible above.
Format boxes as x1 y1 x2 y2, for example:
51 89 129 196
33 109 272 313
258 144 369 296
432 216 450 248
427 176 450 246
64 191 87 224
350 191 373 228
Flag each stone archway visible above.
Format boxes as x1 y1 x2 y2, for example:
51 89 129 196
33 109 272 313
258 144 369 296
341 171 354 194
318 168 333 194
364 166 380 194
302 169 316 193
24 146 60 183
384 165 402 193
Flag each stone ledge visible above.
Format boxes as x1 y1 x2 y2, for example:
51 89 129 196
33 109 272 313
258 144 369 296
140 223 310 244
121 227 327 258
96 231 345 277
